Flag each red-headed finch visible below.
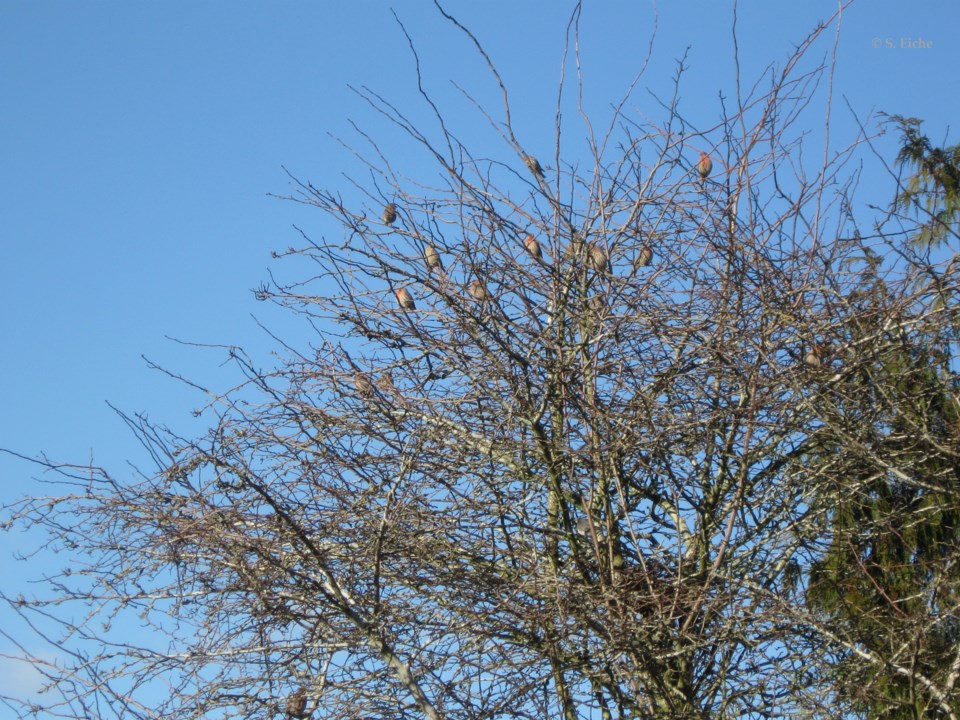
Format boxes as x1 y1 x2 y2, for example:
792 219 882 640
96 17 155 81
696 152 713 180
469 279 492 301
523 234 542 260
804 345 823 368
395 287 415 310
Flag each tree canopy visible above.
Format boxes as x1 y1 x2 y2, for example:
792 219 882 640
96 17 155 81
3 4 960 720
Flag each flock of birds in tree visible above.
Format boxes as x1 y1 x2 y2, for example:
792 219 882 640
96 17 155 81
382 152 716 314
382 151 824 369
288 151 827 719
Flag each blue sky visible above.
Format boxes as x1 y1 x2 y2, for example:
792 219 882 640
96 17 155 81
0 0 957 713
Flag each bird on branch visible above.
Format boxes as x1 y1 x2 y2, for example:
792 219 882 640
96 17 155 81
587 242 609 273
523 234 542 261
285 688 310 719
424 245 443 272
635 245 654 268
395 287 416 310
354 372 374 397
469 279 492 302
696 152 713 186
383 202 398 225
523 155 545 178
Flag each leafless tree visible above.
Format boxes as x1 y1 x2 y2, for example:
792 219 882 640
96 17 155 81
4 3 960 719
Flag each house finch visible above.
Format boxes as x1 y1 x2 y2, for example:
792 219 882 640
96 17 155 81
395 287 415 310
424 245 442 271
635 246 653 268
804 345 823 368
469 279 491 301
383 202 398 225
286 688 309 719
565 232 585 259
696 152 713 180
587 243 609 273
354 372 374 397
523 234 542 260
376 373 396 394
523 155 544 178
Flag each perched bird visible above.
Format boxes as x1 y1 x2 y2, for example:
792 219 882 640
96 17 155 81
565 232 585 259
587 243 609 273
523 234 542 260
395 287 416 310
696 152 713 181
286 688 309 719
523 155 545 178
635 246 654 268
804 345 823 368
424 245 442 272
354 372 374 397
376 372 397 394
469 279 491 302
383 202 398 225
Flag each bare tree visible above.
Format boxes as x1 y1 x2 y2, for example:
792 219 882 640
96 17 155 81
4 3 960 719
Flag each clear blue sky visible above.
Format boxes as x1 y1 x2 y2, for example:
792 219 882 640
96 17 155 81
0 0 956 713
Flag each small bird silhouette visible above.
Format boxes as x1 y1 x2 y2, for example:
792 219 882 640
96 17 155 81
383 203 398 225
696 152 713 181
635 246 654 268
523 155 545 178
523 234 542 260
424 245 442 272
395 287 415 310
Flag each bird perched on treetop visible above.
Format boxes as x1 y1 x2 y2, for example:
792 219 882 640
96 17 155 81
523 155 545 178
383 202 398 225
523 234 542 260
469 279 492 302
587 243 609 273
424 245 442 272
696 152 713 181
565 232 586 259
804 344 824 368
354 372 374 398
635 246 654 268
286 688 309 719
395 287 415 310
377 372 397 395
